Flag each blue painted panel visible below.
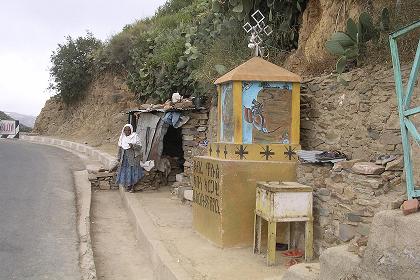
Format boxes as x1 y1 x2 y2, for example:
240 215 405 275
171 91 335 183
242 81 292 144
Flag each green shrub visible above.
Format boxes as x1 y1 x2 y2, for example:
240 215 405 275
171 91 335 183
49 33 102 105
49 0 309 104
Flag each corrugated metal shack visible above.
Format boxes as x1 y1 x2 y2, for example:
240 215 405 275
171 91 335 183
127 100 209 189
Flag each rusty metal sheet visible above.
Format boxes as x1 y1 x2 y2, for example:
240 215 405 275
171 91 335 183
136 113 162 160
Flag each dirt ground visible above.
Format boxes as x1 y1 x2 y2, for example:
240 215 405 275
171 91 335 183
91 190 154 280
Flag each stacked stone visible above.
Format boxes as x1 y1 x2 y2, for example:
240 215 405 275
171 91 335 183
295 64 420 256
297 156 405 257
299 65 413 160
134 170 162 190
167 156 183 184
182 109 209 181
88 171 117 190
172 173 193 203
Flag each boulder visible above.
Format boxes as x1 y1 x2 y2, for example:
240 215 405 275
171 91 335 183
361 210 420 280
332 159 363 172
352 162 385 175
320 245 361 280
282 263 320 280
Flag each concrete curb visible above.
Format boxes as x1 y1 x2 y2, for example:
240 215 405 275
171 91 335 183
119 187 192 280
20 135 190 280
74 170 97 280
20 135 117 169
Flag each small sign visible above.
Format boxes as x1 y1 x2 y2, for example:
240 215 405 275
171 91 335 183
0 120 19 138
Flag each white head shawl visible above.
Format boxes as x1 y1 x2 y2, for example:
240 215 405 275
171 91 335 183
118 124 140 150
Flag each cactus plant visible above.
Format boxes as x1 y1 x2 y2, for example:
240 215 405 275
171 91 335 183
326 9 389 75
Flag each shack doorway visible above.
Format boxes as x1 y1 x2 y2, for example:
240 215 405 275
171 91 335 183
162 125 185 184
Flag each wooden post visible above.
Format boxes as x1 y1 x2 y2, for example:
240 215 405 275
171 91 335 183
217 85 221 142
253 214 262 254
267 221 277 266
232 81 243 144
291 82 301 144
305 219 313 261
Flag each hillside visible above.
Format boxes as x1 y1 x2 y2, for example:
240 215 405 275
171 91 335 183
34 0 420 149
0 111 12 121
34 74 136 154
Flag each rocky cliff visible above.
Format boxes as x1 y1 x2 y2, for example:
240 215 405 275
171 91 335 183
34 74 139 154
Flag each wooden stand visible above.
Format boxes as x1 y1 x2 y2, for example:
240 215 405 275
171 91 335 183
253 181 313 266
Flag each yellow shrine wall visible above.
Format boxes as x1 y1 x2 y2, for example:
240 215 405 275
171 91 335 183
192 156 298 247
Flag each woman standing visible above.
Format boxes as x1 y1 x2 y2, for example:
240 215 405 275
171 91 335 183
116 124 144 192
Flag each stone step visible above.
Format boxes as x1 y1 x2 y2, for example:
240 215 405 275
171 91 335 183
282 263 320 280
320 245 361 280
360 210 420 280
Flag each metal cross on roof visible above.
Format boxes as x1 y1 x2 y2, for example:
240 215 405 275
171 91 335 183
243 10 273 57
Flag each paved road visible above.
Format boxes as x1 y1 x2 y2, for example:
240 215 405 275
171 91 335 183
0 140 84 280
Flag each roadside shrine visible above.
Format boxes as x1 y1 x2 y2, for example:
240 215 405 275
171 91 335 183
192 56 303 248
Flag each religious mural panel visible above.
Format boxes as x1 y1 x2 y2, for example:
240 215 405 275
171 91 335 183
220 82 234 143
242 81 292 144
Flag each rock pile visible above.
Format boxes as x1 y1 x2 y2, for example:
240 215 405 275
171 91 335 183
88 170 117 190
172 173 193 203
297 155 406 256
138 97 195 111
181 111 209 178
294 63 420 257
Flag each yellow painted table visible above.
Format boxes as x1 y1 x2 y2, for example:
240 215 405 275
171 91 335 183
253 181 313 266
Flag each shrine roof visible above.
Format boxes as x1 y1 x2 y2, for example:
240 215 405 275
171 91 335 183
214 56 301 85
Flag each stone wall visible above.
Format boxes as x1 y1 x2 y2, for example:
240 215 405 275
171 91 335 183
297 65 419 256
297 159 405 256
89 171 117 190
300 65 407 159
182 110 209 179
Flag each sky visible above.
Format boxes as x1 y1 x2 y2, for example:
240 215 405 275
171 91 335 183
0 0 167 116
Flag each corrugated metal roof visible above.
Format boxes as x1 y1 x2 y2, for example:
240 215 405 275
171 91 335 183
297 150 346 163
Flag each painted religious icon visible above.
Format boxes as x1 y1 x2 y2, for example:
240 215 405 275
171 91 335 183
220 83 234 143
242 81 292 144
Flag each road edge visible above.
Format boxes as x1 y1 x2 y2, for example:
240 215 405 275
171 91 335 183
20 135 98 280
20 135 190 280
74 170 97 280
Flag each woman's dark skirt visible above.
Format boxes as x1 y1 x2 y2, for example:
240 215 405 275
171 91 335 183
116 151 144 187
